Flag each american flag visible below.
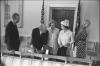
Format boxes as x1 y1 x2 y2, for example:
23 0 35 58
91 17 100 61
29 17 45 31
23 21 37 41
75 0 81 35
41 0 44 24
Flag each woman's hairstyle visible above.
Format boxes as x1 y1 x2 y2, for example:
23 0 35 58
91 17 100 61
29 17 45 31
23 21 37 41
85 20 91 26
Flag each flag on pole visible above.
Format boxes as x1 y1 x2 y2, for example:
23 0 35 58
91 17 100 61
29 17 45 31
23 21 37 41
41 0 44 24
75 0 81 35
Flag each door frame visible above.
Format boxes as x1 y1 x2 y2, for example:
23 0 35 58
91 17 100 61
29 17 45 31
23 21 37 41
44 0 79 35
49 7 75 31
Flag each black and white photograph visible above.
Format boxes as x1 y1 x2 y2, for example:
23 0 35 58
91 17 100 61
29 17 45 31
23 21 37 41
0 0 100 66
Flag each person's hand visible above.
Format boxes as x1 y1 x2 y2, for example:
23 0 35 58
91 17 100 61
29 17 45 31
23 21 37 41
59 44 63 47
64 43 70 47
33 46 37 53
43 45 50 50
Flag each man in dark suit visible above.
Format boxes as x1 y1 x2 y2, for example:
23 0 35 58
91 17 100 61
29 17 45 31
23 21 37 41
5 13 20 52
31 21 49 53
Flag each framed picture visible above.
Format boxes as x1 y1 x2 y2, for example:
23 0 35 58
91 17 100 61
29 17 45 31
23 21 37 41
4 0 23 28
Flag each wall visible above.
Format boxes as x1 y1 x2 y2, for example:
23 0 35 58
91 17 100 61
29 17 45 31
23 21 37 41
81 0 99 42
1 1 43 37
1 0 99 42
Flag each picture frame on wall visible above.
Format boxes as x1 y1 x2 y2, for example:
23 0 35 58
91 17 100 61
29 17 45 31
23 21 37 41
4 0 23 28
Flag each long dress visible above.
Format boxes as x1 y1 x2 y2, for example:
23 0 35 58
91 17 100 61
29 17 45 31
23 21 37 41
74 28 87 58
5 21 20 51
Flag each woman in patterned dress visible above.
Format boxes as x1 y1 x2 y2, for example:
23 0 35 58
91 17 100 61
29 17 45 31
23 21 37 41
74 20 90 58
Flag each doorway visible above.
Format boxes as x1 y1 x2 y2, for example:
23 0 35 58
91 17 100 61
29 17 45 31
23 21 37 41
50 7 75 31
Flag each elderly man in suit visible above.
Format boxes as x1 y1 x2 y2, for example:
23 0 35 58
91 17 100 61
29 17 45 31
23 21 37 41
5 13 20 52
31 21 49 53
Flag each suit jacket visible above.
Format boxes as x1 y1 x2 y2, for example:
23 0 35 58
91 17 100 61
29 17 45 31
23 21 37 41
31 28 49 50
5 21 20 51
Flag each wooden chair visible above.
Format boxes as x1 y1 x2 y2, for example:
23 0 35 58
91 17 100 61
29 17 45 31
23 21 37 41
86 41 98 65
86 41 97 58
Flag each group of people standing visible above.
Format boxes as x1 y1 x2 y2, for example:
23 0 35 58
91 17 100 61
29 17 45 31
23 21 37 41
5 13 90 58
31 18 74 57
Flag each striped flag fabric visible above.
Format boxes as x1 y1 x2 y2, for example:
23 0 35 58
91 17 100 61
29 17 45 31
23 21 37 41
75 0 81 35
41 0 45 24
